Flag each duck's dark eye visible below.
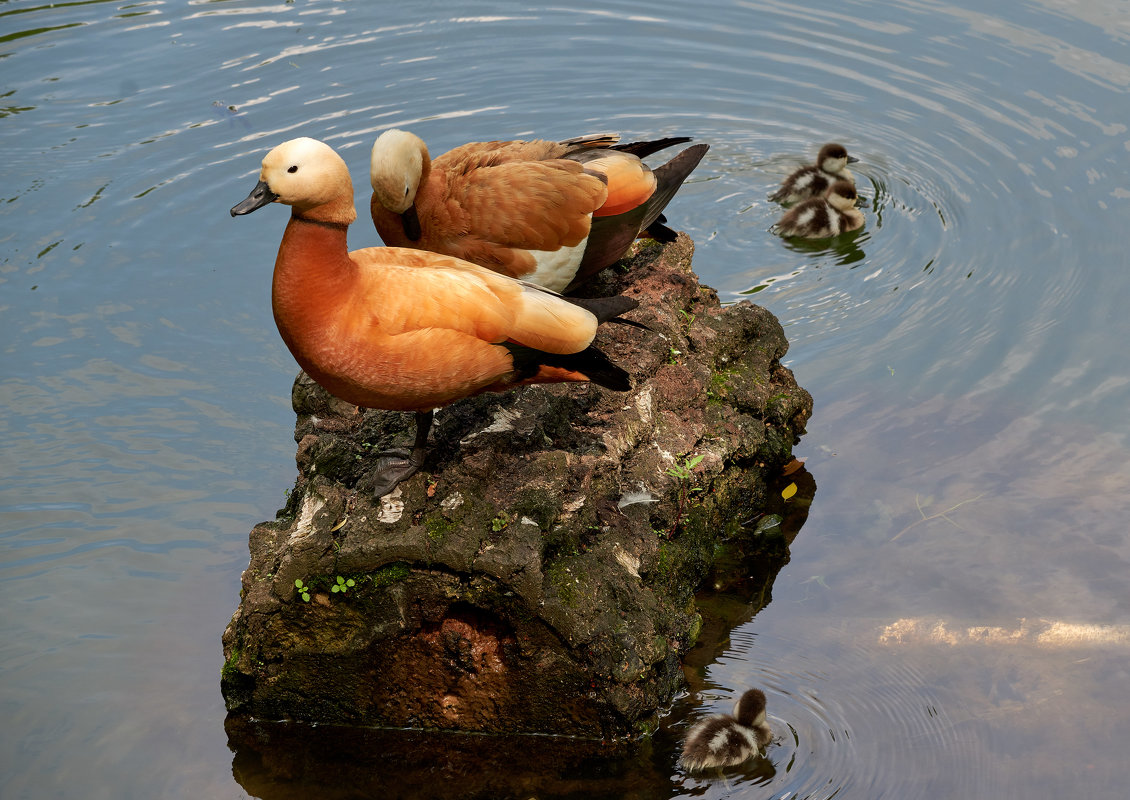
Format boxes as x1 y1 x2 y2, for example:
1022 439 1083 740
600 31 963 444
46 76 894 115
288 165 298 174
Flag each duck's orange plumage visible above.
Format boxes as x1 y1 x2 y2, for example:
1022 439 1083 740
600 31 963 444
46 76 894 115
369 130 709 292
583 152 657 217
232 137 638 496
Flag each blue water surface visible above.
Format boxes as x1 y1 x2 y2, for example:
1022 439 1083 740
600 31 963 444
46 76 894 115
3 1 1130 797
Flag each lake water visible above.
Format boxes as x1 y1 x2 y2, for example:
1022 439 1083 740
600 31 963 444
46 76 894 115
3 0 1130 797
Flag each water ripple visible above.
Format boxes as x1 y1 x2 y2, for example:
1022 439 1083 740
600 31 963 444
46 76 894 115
672 628 996 799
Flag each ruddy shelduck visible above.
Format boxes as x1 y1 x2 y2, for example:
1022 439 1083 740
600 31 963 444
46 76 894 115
231 137 639 497
773 180 865 239
368 130 709 292
769 142 858 205
680 688 773 772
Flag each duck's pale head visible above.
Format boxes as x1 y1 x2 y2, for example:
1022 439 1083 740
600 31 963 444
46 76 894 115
231 137 356 224
369 128 428 214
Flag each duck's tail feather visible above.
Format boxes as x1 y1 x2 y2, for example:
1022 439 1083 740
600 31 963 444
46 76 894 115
643 215 678 243
502 342 631 391
639 143 709 232
562 294 639 324
606 316 653 332
612 136 693 159
565 295 652 331
558 132 622 152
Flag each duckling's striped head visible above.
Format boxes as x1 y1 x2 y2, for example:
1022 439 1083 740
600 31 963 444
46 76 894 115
816 143 858 175
826 179 859 210
732 688 768 727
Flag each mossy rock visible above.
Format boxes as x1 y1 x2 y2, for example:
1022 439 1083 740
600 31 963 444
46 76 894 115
222 233 812 738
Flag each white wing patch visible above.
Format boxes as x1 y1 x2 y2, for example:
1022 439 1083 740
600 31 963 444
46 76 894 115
524 234 589 293
707 727 732 754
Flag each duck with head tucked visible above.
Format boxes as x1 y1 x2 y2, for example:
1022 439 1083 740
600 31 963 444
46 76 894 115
769 142 858 205
368 129 709 293
773 179 864 239
231 137 640 498
680 688 773 772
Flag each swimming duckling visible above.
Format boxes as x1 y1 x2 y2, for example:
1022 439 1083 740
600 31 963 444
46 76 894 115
680 688 773 772
369 129 708 292
773 180 864 239
769 142 858 205
231 137 639 498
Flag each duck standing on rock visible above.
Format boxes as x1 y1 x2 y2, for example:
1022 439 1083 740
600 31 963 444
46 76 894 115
230 137 640 498
769 142 858 205
773 179 865 239
680 688 774 772
368 129 708 292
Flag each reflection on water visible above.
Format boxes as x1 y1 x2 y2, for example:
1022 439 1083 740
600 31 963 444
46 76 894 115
3 0 1130 797
229 718 671 800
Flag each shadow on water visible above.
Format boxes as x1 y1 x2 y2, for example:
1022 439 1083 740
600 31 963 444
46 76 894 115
776 226 868 266
228 720 669 800
683 465 814 673
224 469 817 799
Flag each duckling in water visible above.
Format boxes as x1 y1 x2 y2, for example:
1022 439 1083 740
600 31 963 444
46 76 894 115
769 142 858 205
680 688 773 772
773 180 864 239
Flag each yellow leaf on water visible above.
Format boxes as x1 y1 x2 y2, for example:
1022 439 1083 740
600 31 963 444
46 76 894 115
782 482 798 500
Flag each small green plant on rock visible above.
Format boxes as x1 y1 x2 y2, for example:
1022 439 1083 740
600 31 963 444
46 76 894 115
666 454 705 536
294 579 311 602
331 576 356 594
666 454 704 483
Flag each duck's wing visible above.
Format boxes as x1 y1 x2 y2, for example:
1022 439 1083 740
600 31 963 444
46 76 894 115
557 132 622 151
349 247 599 354
567 148 657 217
433 138 564 170
564 137 701 218
565 143 709 288
442 157 608 250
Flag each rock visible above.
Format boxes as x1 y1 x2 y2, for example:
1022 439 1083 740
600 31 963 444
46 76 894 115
221 233 813 739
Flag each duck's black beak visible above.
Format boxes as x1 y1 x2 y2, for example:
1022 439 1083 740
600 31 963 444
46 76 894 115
230 180 279 217
847 155 860 164
400 204 422 241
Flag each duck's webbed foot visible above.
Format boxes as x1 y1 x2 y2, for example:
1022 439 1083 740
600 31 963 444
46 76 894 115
368 410 433 499
369 449 426 498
